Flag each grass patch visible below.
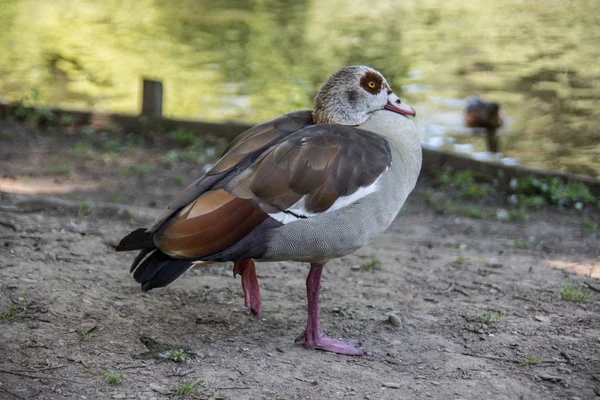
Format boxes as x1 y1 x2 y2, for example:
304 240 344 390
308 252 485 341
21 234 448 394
103 370 126 385
361 256 381 271
463 206 484 219
1 298 28 320
481 310 504 325
496 207 527 223
78 200 93 216
168 128 199 147
583 219 598 234
30 336 43 346
120 167 135 178
163 348 190 363
110 193 128 203
0 129 14 139
520 355 543 366
508 240 534 250
173 380 206 396
436 168 492 199
45 162 73 177
561 280 590 302
518 195 547 208
511 176 596 208
173 175 186 187
454 255 468 264
136 162 154 176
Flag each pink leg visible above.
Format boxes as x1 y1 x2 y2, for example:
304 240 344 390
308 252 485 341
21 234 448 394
295 263 362 356
233 259 262 318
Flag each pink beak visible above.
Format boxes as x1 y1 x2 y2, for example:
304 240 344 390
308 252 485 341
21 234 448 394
384 93 416 117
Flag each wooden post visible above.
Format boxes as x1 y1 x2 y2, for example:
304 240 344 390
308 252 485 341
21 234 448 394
141 79 163 117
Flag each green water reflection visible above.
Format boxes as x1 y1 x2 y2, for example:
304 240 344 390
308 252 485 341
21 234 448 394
1 0 599 175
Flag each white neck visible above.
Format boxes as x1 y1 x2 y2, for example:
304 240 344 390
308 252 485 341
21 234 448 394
358 110 421 157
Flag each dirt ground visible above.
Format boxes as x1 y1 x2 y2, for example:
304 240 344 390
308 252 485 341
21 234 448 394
0 121 599 400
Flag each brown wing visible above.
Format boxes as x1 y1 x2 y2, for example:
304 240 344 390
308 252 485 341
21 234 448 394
148 110 313 232
227 124 392 214
153 189 268 258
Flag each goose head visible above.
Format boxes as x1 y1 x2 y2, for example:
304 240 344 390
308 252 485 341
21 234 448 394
313 66 416 125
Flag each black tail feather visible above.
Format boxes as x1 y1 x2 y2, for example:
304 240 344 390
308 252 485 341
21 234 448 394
115 228 154 251
130 247 153 273
132 249 192 291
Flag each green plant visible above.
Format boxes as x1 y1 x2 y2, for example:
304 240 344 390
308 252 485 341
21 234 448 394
1 297 28 320
509 240 534 249
174 380 206 396
73 140 92 157
78 200 93 216
165 348 190 362
77 330 92 340
420 189 436 206
0 129 14 139
518 195 547 208
481 310 504 325
455 255 468 264
136 162 154 176
464 206 484 219
45 162 73 177
583 219 598 234
30 336 42 345
507 208 527 223
111 193 128 203
520 355 542 366
512 176 595 208
561 280 590 302
361 256 381 271
160 150 180 166
173 175 186 187
436 168 492 199
103 370 126 385
169 128 199 147
120 167 135 178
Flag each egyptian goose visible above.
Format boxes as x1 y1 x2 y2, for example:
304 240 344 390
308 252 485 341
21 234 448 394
465 97 503 153
116 66 422 355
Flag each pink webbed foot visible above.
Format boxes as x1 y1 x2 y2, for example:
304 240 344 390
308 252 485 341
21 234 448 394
296 263 363 356
295 329 362 356
233 259 262 318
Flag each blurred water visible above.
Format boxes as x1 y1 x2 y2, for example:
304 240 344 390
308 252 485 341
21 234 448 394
0 0 598 175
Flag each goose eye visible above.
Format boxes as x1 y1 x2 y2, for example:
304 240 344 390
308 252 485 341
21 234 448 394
367 81 376 89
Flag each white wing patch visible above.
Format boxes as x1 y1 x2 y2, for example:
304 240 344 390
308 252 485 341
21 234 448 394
268 177 381 224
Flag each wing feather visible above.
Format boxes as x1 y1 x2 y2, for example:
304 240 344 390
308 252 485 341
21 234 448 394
228 124 392 216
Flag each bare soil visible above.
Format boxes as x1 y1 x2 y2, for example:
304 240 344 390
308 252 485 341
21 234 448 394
1 122 599 400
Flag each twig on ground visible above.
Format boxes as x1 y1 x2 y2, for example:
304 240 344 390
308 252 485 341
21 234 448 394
583 281 600 293
294 376 318 385
0 368 86 384
537 374 563 382
460 353 566 365
441 281 470 296
0 386 26 399
0 220 17 231
442 281 455 293
560 350 574 364
217 386 251 390
10 365 65 373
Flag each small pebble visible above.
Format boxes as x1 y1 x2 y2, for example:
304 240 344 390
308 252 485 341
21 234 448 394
382 382 401 389
149 383 171 395
534 315 550 323
387 313 402 329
